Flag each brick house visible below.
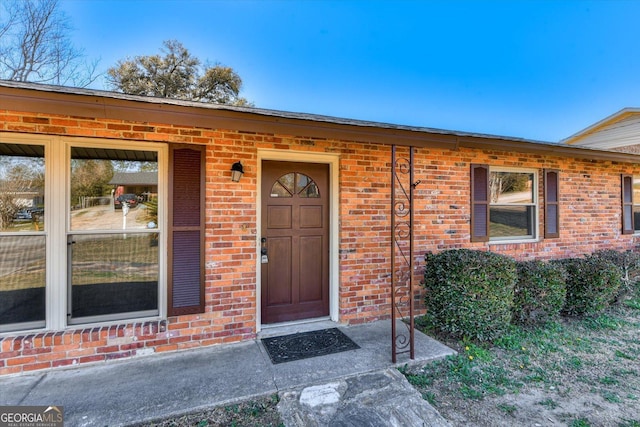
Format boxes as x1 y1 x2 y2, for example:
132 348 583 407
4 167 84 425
1 80 639 376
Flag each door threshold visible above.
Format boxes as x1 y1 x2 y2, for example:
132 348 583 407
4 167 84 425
258 317 338 338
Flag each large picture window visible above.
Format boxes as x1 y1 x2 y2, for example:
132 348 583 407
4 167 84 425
0 137 166 333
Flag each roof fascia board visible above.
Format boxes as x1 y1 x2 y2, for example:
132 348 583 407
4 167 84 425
0 86 458 149
3 84 640 164
458 136 640 164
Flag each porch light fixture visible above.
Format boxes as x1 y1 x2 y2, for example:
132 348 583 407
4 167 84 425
231 161 244 182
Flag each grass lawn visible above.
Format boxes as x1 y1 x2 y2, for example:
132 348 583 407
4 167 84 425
402 291 640 427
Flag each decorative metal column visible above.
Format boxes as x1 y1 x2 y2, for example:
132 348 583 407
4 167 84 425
391 145 419 363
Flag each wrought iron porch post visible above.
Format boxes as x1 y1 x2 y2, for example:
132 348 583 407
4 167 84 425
391 145 417 363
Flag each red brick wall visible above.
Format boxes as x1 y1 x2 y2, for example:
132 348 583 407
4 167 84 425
1 110 639 375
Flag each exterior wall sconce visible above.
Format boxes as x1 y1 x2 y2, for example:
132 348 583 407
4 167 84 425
231 161 244 182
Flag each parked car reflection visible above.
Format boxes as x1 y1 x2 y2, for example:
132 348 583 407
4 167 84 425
114 194 138 209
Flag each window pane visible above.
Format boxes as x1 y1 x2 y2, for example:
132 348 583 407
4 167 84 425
634 177 640 205
295 173 320 198
278 173 295 194
0 235 46 331
490 205 535 238
299 182 320 198
490 172 534 204
70 150 157 231
295 173 311 194
270 181 292 198
0 146 45 232
69 233 158 321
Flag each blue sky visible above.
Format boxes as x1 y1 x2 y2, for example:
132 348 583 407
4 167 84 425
60 0 640 142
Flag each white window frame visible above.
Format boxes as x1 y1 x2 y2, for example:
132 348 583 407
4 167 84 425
0 136 49 333
488 167 539 243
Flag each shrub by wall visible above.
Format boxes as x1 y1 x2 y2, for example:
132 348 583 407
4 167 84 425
591 249 640 305
513 260 566 326
423 249 517 342
557 255 622 317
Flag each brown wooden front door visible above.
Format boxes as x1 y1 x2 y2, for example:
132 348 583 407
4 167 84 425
261 161 330 324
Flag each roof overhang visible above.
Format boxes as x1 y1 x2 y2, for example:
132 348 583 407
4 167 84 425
2 80 640 164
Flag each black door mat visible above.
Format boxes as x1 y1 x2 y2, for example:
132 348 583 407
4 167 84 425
261 327 360 364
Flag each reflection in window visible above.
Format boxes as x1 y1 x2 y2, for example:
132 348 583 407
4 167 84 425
68 233 158 322
0 235 46 332
270 172 320 198
68 147 160 325
0 145 45 232
70 149 158 231
0 143 45 332
489 171 536 239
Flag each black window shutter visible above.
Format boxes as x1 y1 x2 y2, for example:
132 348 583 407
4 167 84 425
622 174 634 235
168 146 205 316
544 169 560 238
471 164 490 242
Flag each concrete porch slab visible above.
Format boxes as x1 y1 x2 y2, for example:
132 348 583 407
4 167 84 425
0 320 455 426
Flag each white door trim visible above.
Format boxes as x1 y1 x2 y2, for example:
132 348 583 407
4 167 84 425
256 149 340 332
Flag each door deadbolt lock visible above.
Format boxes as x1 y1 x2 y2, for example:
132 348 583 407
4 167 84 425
261 237 268 264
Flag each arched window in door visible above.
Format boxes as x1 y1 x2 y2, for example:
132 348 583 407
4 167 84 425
269 172 320 198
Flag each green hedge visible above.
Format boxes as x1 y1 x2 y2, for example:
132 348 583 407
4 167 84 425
555 255 622 317
423 249 517 342
591 249 640 305
422 249 633 341
513 260 566 326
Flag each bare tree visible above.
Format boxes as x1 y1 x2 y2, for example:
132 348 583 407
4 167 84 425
0 160 44 230
107 40 251 106
70 159 114 208
0 0 98 86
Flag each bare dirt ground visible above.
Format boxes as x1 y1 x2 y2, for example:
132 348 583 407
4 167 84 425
132 395 283 427
70 203 151 230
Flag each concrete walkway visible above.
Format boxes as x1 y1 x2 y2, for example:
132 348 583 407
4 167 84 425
0 320 455 426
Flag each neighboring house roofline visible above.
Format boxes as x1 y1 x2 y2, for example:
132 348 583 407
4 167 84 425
2 80 640 164
109 172 158 186
562 107 640 145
